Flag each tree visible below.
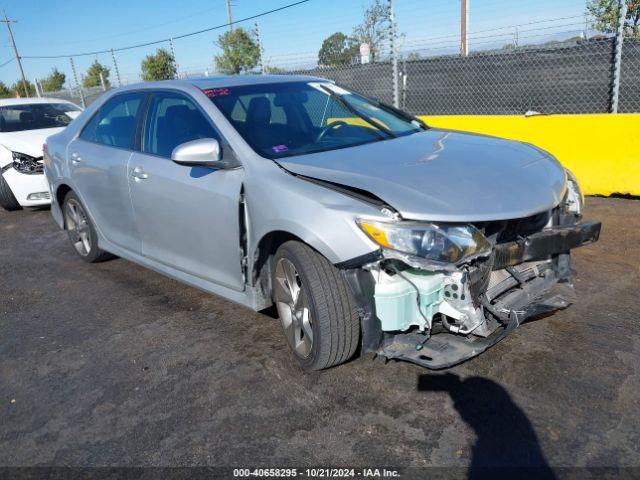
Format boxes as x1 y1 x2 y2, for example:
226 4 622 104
214 28 261 74
0 82 12 98
263 65 287 74
83 60 110 88
141 48 177 81
352 0 391 62
587 0 640 37
318 32 359 66
10 79 35 97
40 67 66 92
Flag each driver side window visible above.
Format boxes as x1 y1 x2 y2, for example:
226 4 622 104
143 92 219 158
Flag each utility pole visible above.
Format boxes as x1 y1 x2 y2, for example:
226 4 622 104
460 0 469 57
225 0 234 32
110 48 122 87
254 22 265 74
2 12 29 97
169 37 179 78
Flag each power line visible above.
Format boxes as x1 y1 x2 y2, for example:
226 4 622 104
0 57 14 68
22 0 311 60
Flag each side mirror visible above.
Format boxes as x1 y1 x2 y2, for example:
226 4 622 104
171 138 223 167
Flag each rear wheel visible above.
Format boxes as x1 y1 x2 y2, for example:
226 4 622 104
63 191 112 263
273 241 360 371
0 173 22 211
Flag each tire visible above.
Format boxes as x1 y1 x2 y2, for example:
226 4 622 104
272 241 360 371
0 173 22 211
63 191 112 263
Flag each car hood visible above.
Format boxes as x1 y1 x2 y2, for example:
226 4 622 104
0 127 65 158
277 129 567 222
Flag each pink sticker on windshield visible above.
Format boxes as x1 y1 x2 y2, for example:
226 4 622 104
272 145 289 153
202 88 230 98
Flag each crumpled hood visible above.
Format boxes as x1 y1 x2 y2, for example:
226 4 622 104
278 129 567 222
0 127 64 158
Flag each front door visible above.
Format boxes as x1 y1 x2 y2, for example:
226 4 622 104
69 92 145 254
128 91 245 291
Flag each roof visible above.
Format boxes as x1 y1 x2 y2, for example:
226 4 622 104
0 97 79 107
187 74 327 89
117 74 329 93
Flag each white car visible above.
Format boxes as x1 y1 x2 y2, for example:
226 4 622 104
0 97 82 211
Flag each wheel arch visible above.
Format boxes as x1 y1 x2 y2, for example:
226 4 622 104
251 228 345 306
55 183 73 226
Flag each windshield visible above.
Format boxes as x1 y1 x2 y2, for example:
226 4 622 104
206 81 425 158
0 103 79 132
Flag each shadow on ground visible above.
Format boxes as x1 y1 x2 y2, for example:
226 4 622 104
418 373 556 479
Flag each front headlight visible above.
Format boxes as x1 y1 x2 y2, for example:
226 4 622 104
357 219 492 264
564 169 583 216
12 151 43 174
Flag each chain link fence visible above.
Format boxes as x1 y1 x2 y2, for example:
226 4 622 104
275 35 639 116
620 37 640 113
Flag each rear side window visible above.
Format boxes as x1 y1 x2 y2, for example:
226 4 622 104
80 93 143 149
143 92 218 158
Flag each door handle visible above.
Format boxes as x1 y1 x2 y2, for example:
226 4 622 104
70 152 82 164
131 167 149 180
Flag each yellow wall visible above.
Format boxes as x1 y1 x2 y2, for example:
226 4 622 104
418 114 640 196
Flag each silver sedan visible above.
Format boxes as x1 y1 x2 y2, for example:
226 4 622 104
44 75 600 370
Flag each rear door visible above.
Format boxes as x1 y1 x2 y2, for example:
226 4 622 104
68 92 145 254
128 90 245 291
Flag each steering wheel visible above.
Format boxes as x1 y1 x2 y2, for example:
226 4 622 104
315 120 349 142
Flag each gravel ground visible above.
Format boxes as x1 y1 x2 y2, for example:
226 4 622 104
0 197 638 473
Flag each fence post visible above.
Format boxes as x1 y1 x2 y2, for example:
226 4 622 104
111 48 122 87
610 0 628 113
388 0 399 108
34 78 42 97
69 57 86 108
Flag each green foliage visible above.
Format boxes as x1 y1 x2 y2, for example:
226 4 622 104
10 79 35 97
141 48 177 81
214 28 261 75
352 0 391 62
0 81 12 98
587 0 640 37
318 32 359 66
263 65 287 74
83 61 111 88
40 67 66 92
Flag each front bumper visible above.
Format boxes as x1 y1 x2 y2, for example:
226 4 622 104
343 220 601 369
1 168 51 207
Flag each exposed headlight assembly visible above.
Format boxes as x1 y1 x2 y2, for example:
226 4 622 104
12 151 43 175
357 219 492 265
564 169 583 216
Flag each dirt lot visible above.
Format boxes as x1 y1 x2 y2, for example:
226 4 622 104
1 197 639 473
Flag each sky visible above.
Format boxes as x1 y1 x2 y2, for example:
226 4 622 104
0 0 590 88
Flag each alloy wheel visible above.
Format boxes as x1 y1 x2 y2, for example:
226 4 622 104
65 199 91 256
274 257 314 358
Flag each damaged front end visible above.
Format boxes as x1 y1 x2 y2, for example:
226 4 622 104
343 203 601 369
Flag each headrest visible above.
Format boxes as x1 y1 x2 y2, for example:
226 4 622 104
19 111 35 122
247 97 271 127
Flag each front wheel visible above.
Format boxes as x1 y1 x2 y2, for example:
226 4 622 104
0 174 22 211
273 241 360 371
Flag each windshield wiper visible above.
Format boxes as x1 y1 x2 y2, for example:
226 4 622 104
367 97 429 130
318 85 396 139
